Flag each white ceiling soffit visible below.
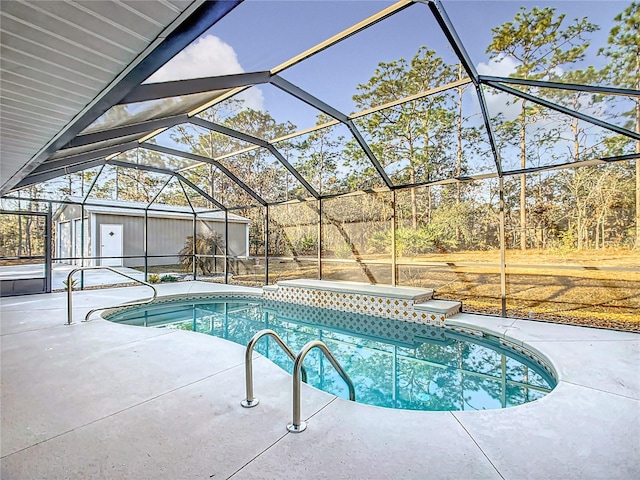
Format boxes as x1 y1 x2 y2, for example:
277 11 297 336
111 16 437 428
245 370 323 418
0 0 228 196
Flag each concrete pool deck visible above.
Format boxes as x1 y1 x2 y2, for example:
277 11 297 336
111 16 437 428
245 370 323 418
0 263 148 291
1 281 638 479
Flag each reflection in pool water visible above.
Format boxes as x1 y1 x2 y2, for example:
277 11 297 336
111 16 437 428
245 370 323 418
106 297 555 411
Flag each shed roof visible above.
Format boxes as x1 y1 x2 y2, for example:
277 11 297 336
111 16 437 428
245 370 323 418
54 197 250 223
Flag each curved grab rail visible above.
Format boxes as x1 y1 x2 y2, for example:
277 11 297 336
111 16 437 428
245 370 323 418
66 266 158 325
241 329 307 408
287 340 355 433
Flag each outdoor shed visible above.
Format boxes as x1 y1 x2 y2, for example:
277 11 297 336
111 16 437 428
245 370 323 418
53 198 250 267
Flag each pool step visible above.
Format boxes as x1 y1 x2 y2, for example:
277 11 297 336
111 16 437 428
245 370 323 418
414 299 462 318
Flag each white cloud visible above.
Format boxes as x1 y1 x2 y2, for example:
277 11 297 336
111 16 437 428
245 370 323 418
145 35 264 111
477 54 519 78
233 88 264 112
481 87 521 123
476 55 521 121
147 35 243 82
478 55 564 80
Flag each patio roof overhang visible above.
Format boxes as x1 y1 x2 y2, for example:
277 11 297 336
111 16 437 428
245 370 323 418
0 0 241 196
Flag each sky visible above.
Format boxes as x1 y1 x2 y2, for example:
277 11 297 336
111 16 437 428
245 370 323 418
140 0 632 172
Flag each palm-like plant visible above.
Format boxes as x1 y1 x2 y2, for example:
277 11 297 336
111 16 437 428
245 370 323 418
179 232 224 275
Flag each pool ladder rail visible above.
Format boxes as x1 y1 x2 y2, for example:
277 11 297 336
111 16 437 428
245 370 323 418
242 329 356 434
66 266 158 325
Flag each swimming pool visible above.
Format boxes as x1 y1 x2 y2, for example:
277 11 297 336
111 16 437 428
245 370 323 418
105 296 556 411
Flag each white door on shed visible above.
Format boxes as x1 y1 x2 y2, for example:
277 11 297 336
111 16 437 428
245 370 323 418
100 224 123 266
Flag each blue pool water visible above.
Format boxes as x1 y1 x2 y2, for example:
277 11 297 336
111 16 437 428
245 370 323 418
106 297 556 411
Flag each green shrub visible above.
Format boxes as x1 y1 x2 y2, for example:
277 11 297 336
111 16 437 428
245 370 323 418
160 275 178 283
62 278 78 290
396 227 436 256
368 231 391 254
395 226 464 256
333 243 353 259
295 235 317 255
553 228 578 257
367 225 463 257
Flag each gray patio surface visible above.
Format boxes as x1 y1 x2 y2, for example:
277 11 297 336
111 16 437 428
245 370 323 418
1 282 638 479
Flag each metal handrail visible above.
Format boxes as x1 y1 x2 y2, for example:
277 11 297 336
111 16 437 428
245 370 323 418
241 329 307 408
287 340 356 433
66 266 158 325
